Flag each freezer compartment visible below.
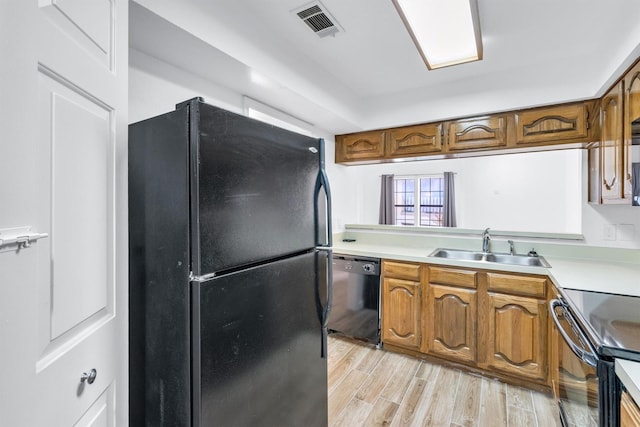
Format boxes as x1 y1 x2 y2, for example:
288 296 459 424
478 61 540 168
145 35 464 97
328 254 381 344
190 100 324 274
192 250 329 427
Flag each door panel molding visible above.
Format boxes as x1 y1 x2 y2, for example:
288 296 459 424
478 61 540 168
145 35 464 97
39 0 114 70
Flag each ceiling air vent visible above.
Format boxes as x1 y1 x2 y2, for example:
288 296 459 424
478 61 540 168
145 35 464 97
293 1 343 38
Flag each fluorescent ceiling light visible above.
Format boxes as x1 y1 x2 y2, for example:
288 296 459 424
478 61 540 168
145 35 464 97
393 0 483 70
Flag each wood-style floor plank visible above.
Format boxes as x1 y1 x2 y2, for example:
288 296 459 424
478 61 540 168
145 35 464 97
507 407 537 427
328 369 369 422
363 398 400 426
451 373 482 427
355 344 386 373
356 352 407 404
327 336 560 427
477 378 507 427
506 384 534 411
389 377 431 427
379 352 421 404
331 397 372 427
532 391 561 427
420 367 461 427
328 344 369 393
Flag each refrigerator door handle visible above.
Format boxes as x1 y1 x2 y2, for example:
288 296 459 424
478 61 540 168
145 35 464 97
314 138 332 248
316 248 333 358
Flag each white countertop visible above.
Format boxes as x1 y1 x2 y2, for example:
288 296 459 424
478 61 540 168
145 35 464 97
332 228 640 394
333 240 640 296
617 359 640 405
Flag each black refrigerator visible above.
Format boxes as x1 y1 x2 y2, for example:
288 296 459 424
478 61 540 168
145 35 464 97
128 97 332 427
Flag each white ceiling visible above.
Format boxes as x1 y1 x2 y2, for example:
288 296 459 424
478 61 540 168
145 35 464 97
130 0 640 135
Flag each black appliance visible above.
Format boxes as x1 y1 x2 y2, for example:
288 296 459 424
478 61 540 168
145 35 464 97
550 289 640 427
329 254 381 345
128 97 333 427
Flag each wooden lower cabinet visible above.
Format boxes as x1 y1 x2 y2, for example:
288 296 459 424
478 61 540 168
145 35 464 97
621 390 640 427
381 260 552 389
381 277 421 350
426 284 477 364
485 292 548 382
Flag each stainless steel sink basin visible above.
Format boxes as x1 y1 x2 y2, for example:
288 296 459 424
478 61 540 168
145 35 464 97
429 249 485 261
429 248 551 268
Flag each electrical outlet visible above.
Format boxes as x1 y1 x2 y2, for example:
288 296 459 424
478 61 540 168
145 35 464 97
603 224 616 241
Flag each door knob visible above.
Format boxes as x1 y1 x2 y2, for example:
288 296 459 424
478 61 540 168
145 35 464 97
80 369 97 384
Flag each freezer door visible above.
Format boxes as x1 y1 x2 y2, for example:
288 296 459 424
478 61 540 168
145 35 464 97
190 101 322 275
191 250 329 427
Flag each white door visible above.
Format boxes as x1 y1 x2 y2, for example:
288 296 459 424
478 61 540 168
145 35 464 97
0 1 128 426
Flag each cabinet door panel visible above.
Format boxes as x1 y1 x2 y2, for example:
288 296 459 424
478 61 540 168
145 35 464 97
427 285 476 364
388 123 443 157
487 293 547 381
601 82 624 202
336 131 385 162
624 63 640 201
381 278 421 350
447 115 507 151
514 103 589 145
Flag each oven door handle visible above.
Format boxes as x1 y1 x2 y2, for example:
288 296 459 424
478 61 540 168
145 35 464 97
549 299 598 368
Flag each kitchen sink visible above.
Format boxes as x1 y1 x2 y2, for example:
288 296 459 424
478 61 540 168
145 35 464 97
428 248 551 268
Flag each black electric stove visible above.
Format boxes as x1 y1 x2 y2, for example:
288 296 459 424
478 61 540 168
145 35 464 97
561 288 640 362
552 288 640 426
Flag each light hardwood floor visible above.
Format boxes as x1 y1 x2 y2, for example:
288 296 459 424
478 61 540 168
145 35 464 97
328 335 561 427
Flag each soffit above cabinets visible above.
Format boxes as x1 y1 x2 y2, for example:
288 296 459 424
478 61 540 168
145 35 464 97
131 0 640 135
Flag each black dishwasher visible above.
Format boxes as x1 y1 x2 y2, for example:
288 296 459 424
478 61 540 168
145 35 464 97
328 254 381 345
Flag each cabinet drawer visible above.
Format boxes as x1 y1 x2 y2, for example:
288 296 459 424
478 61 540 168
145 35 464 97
428 266 477 289
486 273 546 298
383 260 421 281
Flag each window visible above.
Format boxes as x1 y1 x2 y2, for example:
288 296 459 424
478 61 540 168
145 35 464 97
393 175 444 226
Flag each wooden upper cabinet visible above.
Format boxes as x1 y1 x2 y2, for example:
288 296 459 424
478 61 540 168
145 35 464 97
381 277 421 350
486 293 547 382
601 81 625 203
446 115 507 151
387 123 444 157
514 103 590 146
335 130 386 162
624 61 640 201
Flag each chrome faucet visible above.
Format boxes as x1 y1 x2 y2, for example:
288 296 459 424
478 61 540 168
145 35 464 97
508 240 515 255
482 228 491 253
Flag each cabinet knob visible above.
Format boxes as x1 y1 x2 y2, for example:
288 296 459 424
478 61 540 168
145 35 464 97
80 369 97 384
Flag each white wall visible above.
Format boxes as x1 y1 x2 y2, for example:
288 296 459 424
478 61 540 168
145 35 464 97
332 150 583 234
129 48 354 235
580 151 640 248
129 49 640 249
330 149 640 249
